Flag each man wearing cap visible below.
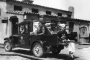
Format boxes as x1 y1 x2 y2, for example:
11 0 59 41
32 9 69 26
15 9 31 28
67 30 76 58
57 23 67 40
30 17 45 35
57 23 75 58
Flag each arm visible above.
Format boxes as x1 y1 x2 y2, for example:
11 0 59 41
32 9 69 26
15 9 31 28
37 26 45 35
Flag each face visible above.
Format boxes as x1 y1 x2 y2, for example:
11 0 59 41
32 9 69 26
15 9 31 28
39 17 44 23
61 26 65 30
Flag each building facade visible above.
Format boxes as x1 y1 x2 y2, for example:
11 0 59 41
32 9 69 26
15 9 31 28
0 0 90 44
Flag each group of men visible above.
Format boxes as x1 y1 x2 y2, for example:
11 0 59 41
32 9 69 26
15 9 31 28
30 18 75 58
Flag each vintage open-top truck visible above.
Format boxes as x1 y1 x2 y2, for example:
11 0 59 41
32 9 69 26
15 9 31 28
4 20 76 57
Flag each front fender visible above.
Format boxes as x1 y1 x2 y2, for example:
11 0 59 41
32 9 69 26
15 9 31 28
4 38 11 45
4 38 9 41
4 36 13 43
4 38 11 43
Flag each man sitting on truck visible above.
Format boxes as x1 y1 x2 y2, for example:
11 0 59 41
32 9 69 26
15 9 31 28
30 17 46 35
36 18 46 35
57 23 67 41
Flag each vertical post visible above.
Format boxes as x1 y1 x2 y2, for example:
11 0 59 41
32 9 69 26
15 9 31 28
78 22 80 43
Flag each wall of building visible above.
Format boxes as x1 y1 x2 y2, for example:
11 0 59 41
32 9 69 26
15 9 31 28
0 1 90 44
6 1 71 17
0 1 7 43
73 21 90 43
0 1 24 43
0 1 7 16
6 13 24 37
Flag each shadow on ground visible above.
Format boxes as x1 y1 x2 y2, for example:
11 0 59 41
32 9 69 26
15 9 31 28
43 53 78 60
0 49 78 60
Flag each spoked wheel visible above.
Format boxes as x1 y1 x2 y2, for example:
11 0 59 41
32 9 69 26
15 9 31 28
32 42 44 57
4 41 12 52
52 49 61 54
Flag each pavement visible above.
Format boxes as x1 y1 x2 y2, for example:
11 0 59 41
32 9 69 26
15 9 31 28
0 43 90 60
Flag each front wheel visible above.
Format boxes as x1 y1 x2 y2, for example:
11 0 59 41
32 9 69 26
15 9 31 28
4 41 12 52
32 42 44 57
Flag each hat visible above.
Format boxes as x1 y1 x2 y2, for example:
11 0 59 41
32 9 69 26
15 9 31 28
58 23 66 27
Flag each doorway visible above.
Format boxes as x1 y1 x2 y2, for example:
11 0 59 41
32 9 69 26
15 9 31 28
10 16 18 35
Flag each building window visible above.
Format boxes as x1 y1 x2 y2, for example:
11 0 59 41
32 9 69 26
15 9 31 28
2 20 8 23
67 14 71 18
69 22 74 32
46 11 51 15
69 22 74 28
32 8 38 13
58 13 62 16
14 5 22 11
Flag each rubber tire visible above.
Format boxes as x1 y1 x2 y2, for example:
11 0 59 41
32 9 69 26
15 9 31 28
52 49 61 54
4 41 12 52
32 42 44 57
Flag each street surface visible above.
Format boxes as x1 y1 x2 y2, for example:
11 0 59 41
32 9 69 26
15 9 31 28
0 44 90 60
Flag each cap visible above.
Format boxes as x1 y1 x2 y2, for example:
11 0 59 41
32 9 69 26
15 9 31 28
58 23 66 27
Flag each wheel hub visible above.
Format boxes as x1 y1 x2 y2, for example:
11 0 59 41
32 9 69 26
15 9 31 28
34 47 41 54
5 43 10 50
33 44 43 57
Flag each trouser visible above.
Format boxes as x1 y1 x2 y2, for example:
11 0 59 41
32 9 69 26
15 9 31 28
68 41 75 53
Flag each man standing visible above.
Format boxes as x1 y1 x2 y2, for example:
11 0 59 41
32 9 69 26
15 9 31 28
57 23 67 41
67 31 76 58
57 23 75 58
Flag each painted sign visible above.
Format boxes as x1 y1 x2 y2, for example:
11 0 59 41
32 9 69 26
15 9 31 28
79 26 87 37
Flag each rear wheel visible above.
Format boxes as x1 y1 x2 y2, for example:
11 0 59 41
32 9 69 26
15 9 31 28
32 42 44 57
4 41 12 52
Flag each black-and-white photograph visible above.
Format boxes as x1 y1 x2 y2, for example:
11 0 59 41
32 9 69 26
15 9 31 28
0 0 90 60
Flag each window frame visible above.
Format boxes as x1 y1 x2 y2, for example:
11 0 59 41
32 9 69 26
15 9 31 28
58 13 62 16
46 10 51 15
32 8 39 13
67 14 71 18
14 5 22 11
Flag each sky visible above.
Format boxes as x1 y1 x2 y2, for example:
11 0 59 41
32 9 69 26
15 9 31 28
33 0 90 20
